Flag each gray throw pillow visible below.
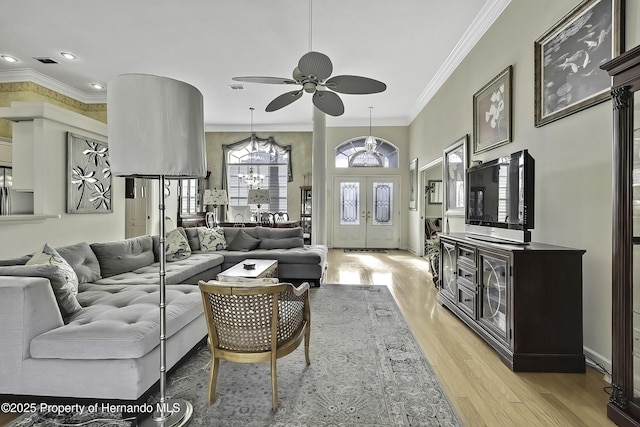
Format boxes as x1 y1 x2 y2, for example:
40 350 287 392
184 227 201 251
0 265 82 316
223 227 258 243
226 229 261 252
55 242 101 283
90 236 155 278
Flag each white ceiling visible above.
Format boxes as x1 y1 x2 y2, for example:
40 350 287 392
0 0 509 131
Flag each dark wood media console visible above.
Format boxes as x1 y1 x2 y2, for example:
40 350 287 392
438 233 586 372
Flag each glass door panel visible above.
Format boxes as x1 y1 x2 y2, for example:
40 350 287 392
478 251 509 344
371 182 393 226
340 181 360 225
440 241 456 302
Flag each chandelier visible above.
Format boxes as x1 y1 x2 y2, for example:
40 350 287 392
238 166 264 188
364 107 377 154
237 107 265 188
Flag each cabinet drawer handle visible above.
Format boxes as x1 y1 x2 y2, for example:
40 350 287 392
463 298 472 302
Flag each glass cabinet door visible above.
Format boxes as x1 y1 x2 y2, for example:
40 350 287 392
478 250 510 345
440 241 456 302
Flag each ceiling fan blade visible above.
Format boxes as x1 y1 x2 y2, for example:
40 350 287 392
266 90 303 112
298 51 333 81
312 90 344 116
232 76 298 85
325 75 387 94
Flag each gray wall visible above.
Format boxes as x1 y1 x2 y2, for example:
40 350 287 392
406 0 640 369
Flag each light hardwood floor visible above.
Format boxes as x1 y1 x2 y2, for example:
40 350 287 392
0 249 614 427
325 248 614 427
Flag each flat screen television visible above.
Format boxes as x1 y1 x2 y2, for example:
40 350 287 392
465 149 534 244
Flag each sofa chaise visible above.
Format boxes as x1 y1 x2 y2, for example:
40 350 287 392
0 225 327 405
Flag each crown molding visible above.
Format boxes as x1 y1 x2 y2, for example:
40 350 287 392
408 0 511 123
0 68 106 104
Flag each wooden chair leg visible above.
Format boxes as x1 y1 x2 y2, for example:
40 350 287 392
304 322 311 366
271 355 278 411
208 357 220 406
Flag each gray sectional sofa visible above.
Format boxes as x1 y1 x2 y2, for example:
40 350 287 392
0 226 327 404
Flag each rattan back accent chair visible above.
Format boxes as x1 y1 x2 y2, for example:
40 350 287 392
198 279 311 411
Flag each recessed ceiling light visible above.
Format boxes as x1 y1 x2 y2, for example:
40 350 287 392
91 83 105 90
60 52 77 60
1 55 19 63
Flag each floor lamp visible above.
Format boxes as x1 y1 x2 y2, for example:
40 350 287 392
203 188 228 228
108 73 206 427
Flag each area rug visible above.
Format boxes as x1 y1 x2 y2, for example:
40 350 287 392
9 285 461 427
344 248 387 253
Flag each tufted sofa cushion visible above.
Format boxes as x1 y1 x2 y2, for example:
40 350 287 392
255 227 304 249
91 236 155 278
29 283 203 360
55 242 102 283
93 253 223 286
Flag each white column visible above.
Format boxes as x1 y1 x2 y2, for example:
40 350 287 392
311 108 326 245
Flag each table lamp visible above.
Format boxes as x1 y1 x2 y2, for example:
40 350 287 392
203 188 228 228
108 73 206 427
247 188 270 221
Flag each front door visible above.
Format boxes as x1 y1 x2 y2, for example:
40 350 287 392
332 176 400 249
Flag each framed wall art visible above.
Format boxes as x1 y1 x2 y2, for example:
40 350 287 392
409 158 418 210
443 135 468 216
67 132 112 213
534 0 623 127
427 180 443 205
473 65 512 154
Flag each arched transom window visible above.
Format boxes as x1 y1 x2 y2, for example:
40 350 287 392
335 137 399 168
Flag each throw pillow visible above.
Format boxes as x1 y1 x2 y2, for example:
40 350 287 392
0 265 82 316
198 227 227 251
226 229 261 252
165 228 192 262
27 243 79 297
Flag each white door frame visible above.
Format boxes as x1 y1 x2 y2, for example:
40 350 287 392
332 175 401 249
418 158 443 256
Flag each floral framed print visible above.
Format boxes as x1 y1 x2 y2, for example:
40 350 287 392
473 65 512 154
534 0 623 127
443 135 468 216
409 158 418 210
67 132 112 213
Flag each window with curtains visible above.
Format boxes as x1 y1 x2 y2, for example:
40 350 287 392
224 136 291 213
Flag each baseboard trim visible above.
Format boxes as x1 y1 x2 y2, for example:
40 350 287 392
584 345 611 376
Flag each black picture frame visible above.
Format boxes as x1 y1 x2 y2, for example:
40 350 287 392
534 0 623 127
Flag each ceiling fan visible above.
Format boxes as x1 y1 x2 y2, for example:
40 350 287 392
232 52 386 117
231 0 386 117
